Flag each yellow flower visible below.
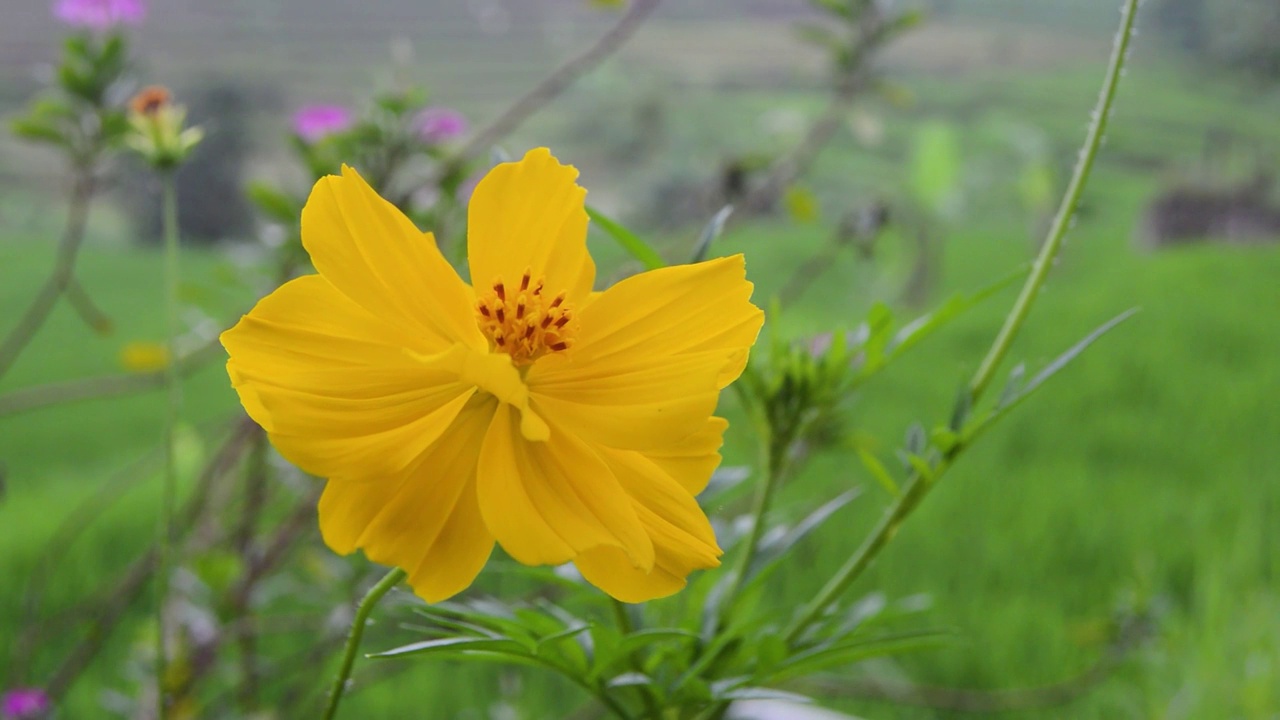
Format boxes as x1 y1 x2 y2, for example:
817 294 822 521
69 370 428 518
119 341 169 373
221 148 763 603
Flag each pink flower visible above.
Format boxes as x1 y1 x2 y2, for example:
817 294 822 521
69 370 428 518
2 688 49 719
53 0 145 30
291 104 353 143
416 107 468 144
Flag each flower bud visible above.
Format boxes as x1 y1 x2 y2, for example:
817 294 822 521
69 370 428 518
125 85 203 169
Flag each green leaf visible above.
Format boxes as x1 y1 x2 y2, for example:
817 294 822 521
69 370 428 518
10 117 67 146
887 265 1025 361
586 205 665 270
717 686 813 704
369 636 528 659
795 23 847 52
606 672 651 688
966 309 1138 443
691 205 733 263
909 121 962 216
855 446 899 497
246 182 302 226
810 0 852 19
783 184 821 224
768 630 951 682
704 465 752 497
755 491 861 569
534 624 590 654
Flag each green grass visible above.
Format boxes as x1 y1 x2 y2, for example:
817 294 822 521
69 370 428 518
3 47 1280 720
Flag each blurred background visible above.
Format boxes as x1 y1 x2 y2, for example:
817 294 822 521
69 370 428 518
1 0 1278 718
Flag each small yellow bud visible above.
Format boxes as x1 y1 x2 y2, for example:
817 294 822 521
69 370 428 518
119 341 170 373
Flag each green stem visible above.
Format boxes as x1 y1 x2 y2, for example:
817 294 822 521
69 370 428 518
611 600 663 720
612 598 635 636
0 168 96 381
720 418 785 610
967 0 1138 402
781 0 1140 648
154 173 182 719
322 568 407 720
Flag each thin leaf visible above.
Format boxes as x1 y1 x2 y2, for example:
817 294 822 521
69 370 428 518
535 624 591 653
888 265 1026 360
719 687 814 703
855 447 899 497
587 205 665 270
704 465 752 496
1023 308 1140 397
967 309 1138 442
369 636 527 659
760 490 861 561
246 182 300 226
691 205 733 263
607 672 652 688
768 630 951 682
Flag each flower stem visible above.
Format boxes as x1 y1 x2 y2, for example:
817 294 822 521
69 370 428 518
154 172 182 719
322 568 407 720
967 0 1137 402
782 0 1140 648
611 599 663 720
0 169 96 381
720 418 785 609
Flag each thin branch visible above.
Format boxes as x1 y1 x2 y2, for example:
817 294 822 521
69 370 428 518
42 418 259 701
781 0 1142 648
0 337 223 416
226 490 322 611
741 84 859 215
739 5 892 216
446 0 662 168
65 276 114 335
46 546 158 699
0 171 97 380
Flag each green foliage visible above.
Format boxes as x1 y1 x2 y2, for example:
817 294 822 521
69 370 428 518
6 2 1280 719
908 121 962 218
10 31 134 164
586 205 667 270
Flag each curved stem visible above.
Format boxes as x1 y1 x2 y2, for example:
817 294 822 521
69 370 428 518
155 173 182 719
451 0 661 166
781 0 1140 648
967 0 1138 402
611 599 662 719
322 568 407 720
65 276 113 335
719 417 785 609
0 169 96 381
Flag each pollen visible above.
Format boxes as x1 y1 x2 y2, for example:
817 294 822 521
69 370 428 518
129 85 172 117
475 269 576 365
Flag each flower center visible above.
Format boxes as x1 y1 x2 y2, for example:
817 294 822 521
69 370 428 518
475 269 575 366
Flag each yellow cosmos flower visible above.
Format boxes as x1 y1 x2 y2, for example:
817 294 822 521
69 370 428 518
221 148 763 603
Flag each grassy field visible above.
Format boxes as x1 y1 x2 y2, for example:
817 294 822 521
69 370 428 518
3 27 1280 720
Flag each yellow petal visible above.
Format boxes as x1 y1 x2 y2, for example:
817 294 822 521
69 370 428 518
528 350 726 451
475 405 653 569
221 275 475 479
575 449 722 603
303 165 485 350
467 148 595 304
319 399 495 602
412 343 550 441
526 255 762 452
563 254 763 386
646 417 729 495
